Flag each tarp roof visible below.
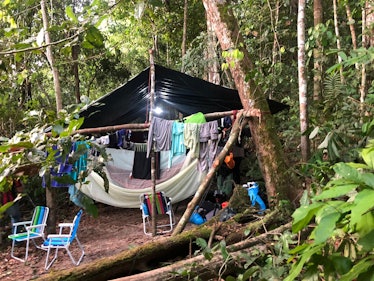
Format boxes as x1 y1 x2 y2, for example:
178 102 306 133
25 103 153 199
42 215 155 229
79 64 288 129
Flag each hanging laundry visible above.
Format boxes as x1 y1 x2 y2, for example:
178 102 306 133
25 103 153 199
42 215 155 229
169 121 185 168
116 129 126 148
133 143 160 180
198 121 219 172
184 123 200 159
70 141 90 181
184 112 206 124
147 117 173 158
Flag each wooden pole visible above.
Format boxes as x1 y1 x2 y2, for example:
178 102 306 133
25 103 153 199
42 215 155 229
149 49 157 237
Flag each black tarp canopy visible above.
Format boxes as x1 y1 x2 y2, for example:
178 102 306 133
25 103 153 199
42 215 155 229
79 64 288 129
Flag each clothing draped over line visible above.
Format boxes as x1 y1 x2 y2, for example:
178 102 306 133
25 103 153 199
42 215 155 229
146 117 173 157
132 143 160 180
77 113 221 208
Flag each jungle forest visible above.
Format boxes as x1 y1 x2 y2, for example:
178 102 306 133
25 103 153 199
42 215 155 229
0 0 374 280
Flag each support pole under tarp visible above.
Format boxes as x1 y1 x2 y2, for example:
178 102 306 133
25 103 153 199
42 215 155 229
149 49 157 237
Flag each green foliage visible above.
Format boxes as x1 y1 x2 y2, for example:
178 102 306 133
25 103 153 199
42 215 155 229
285 139 374 280
0 107 109 217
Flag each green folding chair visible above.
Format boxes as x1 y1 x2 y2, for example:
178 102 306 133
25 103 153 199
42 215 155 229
8 206 49 262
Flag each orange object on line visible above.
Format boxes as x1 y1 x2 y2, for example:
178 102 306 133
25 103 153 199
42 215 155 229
221 201 229 208
224 152 235 169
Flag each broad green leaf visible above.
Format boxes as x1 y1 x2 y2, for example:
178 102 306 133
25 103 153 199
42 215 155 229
81 40 95 49
291 202 323 233
330 255 353 275
338 51 347 61
284 244 324 281
299 190 310 206
359 173 374 188
311 206 341 244
361 146 374 169
313 183 357 200
220 240 229 260
357 229 374 251
85 25 104 48
65 6 79 24
333 163 361 182
340 256 374 281
350 189 374 229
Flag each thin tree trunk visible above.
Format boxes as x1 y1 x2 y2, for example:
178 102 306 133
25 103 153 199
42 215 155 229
313 0 323 102
298 0 310 163
172 111 246 235
346 4 357 50
367 1 374 47
149 49 157 237
202 0 300 207
72 45 80 103
360 4 368 116
40 0 63 112
181 0 187 71
333 0 345 84
40 0 63 233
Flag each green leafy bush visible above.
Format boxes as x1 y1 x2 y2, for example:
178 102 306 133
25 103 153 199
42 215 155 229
285 140 374 280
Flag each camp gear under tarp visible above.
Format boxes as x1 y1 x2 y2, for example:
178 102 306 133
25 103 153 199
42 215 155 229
76 65 289 208
79 64 289 129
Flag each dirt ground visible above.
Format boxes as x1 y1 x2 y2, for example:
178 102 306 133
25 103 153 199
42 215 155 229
0 201 192 281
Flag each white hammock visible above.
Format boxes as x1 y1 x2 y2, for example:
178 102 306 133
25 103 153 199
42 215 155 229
78 148 204 208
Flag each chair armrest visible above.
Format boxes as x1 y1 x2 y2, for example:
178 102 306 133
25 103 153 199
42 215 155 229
13 220 32 227
57 223 73 234
58 223 73 228
25 223 46 232
47 234 70 239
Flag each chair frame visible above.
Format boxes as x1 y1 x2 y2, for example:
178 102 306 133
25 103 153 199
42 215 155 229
8 205 49 263
140 191 175 236
41 209 85 270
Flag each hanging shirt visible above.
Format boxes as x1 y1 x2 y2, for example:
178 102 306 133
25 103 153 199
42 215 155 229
169 121 185 167
184 123 200 159
147 117 173 158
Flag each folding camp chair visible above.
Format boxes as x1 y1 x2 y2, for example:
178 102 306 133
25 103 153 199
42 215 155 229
8 205 49 262
41 209 85 270
140 192 174 235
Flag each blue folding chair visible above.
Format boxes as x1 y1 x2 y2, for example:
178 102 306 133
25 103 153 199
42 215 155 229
8 206 49 262
41 209 85 270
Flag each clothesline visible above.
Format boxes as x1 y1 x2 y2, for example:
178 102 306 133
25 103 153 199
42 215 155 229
73 110 239 135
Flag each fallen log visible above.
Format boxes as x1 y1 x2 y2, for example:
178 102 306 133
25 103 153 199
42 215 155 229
34 208 286 281
109 222 292 281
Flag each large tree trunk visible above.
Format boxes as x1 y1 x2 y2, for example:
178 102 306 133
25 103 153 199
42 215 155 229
298 0 310 163
206 11 220 84
202 0 300 206
110 222 292 281
35 208 287 281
